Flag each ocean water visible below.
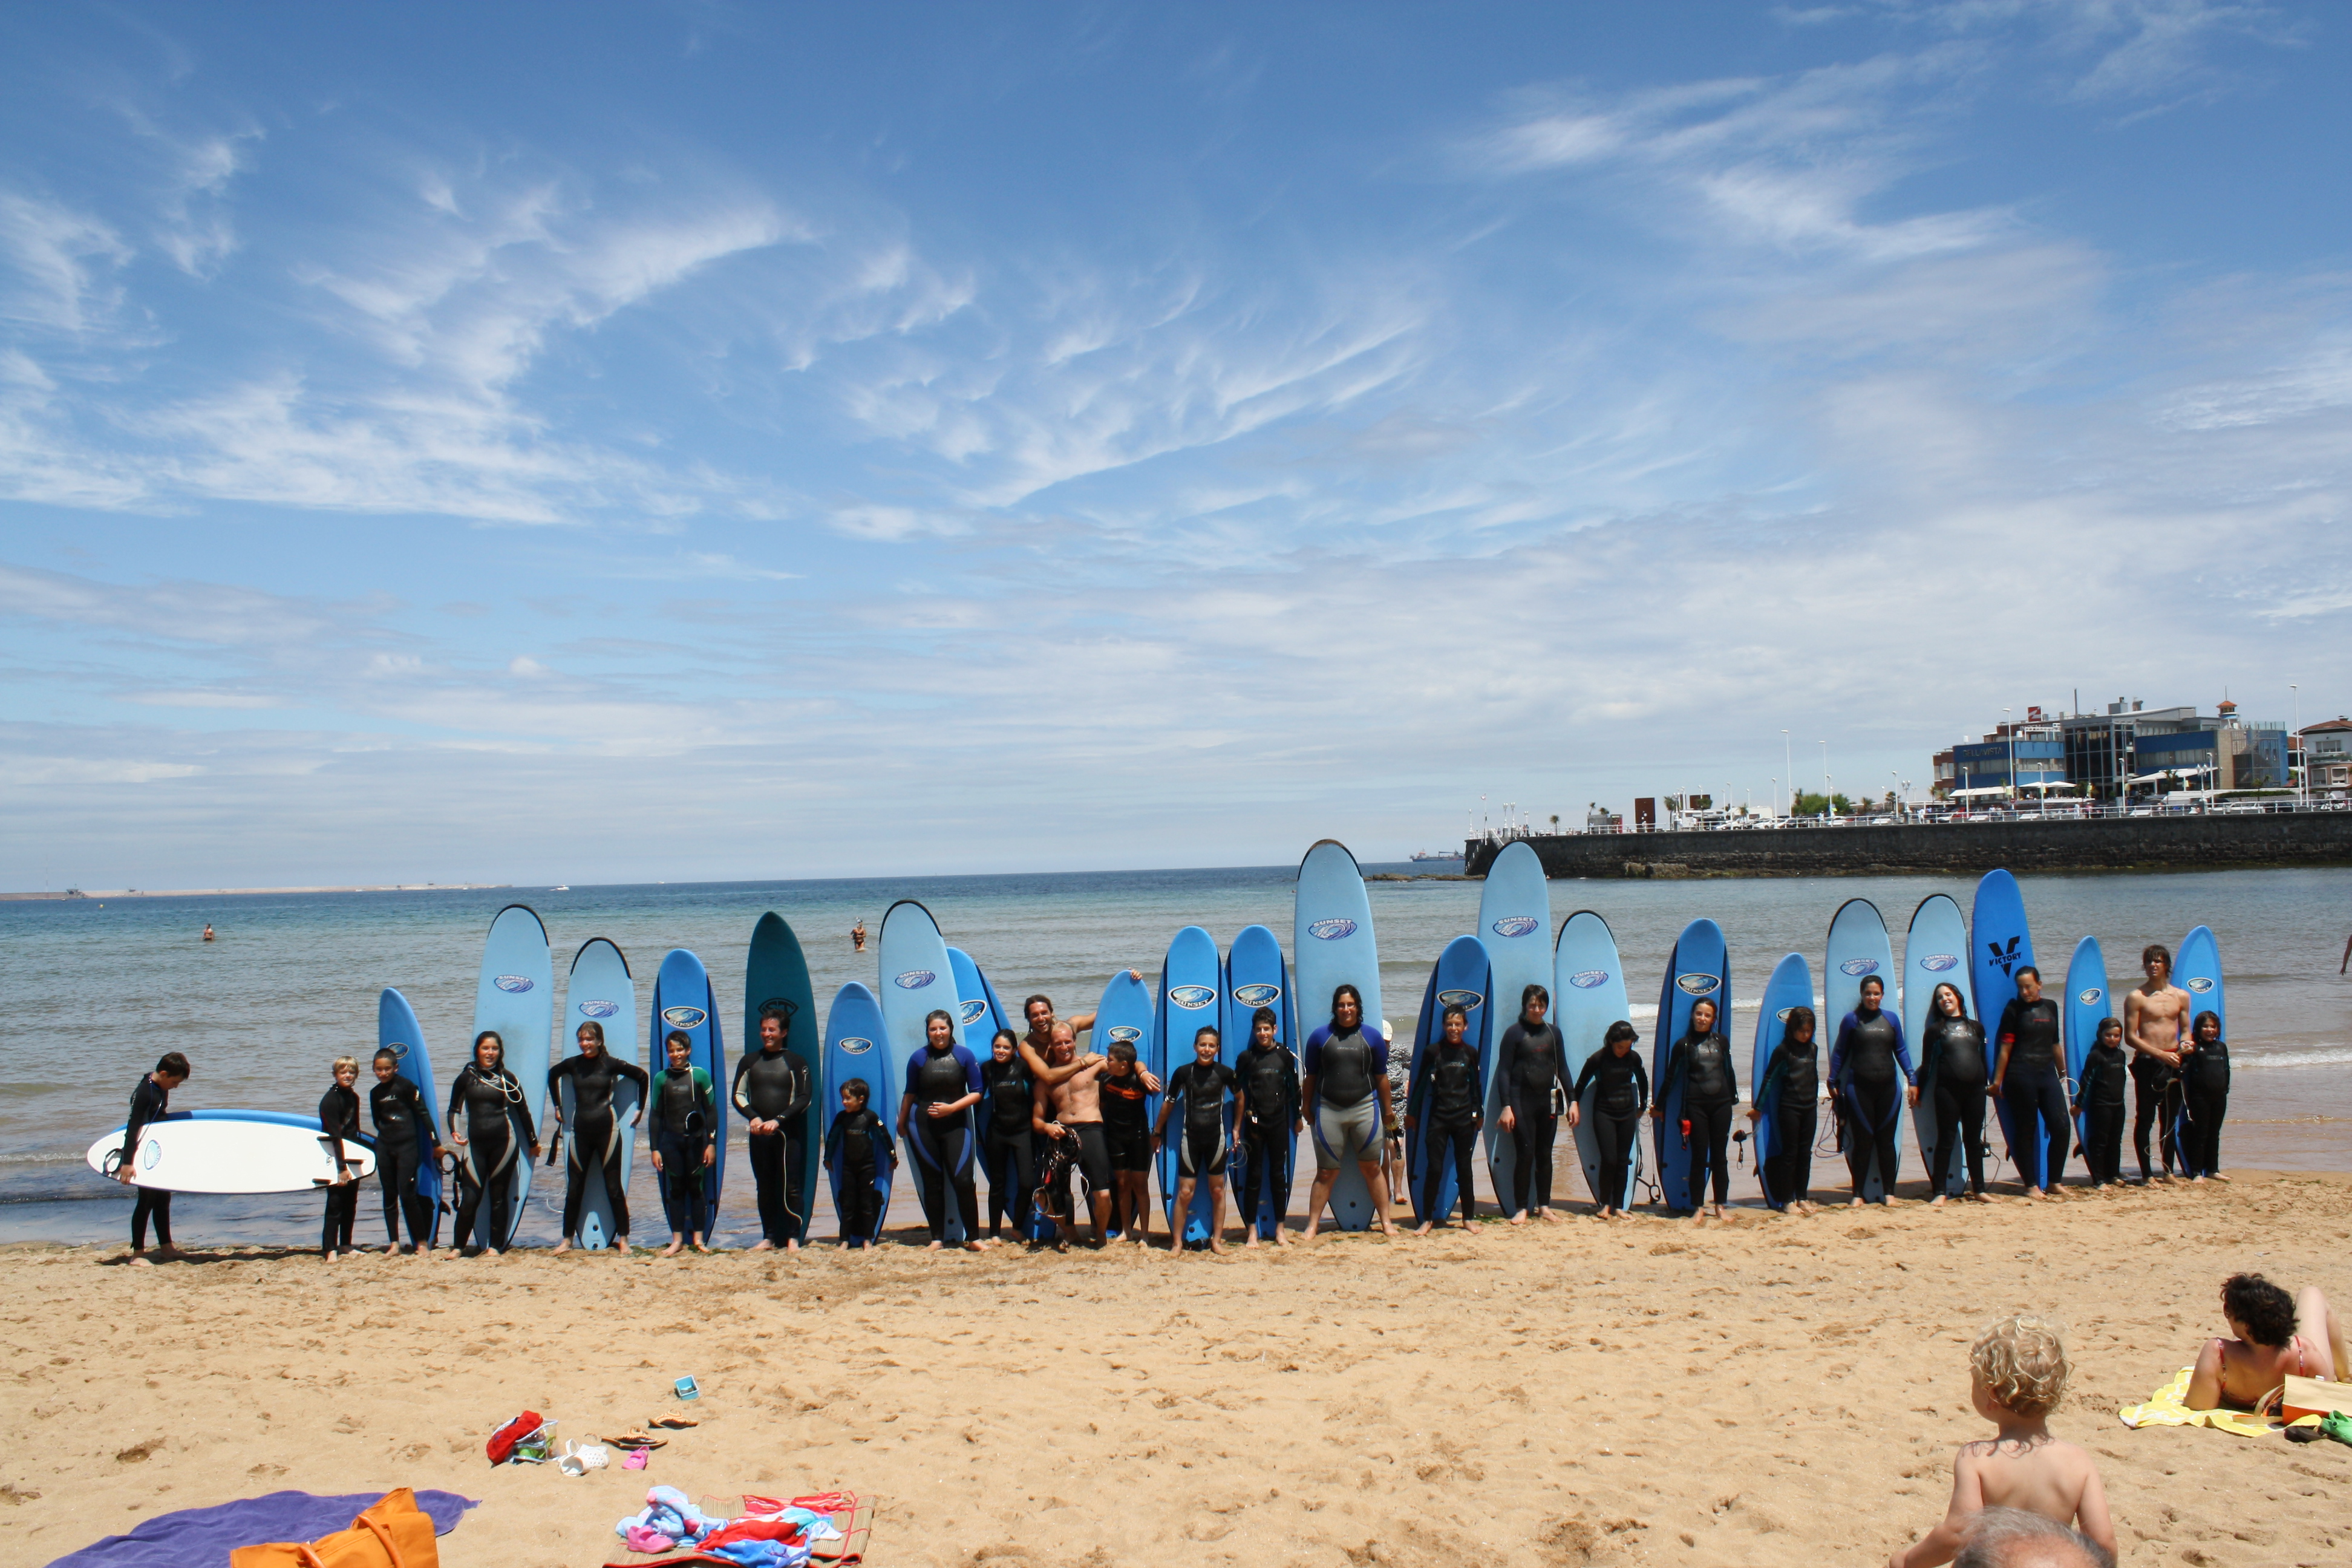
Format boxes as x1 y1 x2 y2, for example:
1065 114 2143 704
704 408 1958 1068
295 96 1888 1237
5 863 2346 1246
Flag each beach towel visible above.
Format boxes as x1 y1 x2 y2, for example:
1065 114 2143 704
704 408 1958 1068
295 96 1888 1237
2116 1367 2278 1437
50 1489 475 1568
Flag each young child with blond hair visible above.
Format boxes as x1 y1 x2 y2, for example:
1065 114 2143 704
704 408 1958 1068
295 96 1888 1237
1888 1315 2116 1568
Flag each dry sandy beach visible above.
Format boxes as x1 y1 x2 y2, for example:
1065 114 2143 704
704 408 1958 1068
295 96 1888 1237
4 1173 2346 1568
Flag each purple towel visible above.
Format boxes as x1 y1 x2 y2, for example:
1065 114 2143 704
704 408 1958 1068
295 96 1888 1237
50 1489 477 1568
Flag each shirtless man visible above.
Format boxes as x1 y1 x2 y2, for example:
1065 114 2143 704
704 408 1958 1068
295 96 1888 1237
2122 943 2191 1182
1020 985 1156 1091
2186 1272 2348 1411
1033 1024 1118 1247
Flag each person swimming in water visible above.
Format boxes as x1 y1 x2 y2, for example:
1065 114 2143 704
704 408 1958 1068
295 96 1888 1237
1155 1025 1240 1255
1406 1002 1481 1234
1230 1005 1301 1247
1991 967 2068 1200
1748 1006 1819 1214
731 1004 814 1251
978 1028 1037 1242
823 1078 893 1247
2184 1272 2348 1411
1495 983 1569 1224
1917 982 1993 1206
1654 998 1736 1221
2177 1010 2230 1183
1301 984 1398 1239
1568 1021 1648 1219
648 1029 716 1255
371 1047 441 1254
898 1008 985 1251
548 1020 650 1253
447 1030 538 1256
2071 1017 2128 1189
1831 975 1917 1208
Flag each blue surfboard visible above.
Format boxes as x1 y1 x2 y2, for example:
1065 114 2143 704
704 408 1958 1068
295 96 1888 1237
1155 926 1223 1244
1903 894 1974 1197
1970 869 2039 1181
877 900 971 1243
1556 911 1640 1211
2062 935 2111 1160
376 987 446 1244
1223 923 1295 1241
1294 840 1385 1231
2175 925 2226 1037
1407 935 1489 1225
1652 919 1730 1213
746 913 821 1246
472 904 552 1248
649 948 726 1240
1090 968 1156 1235
1826 898 1901 1201
1477 841 1552 1218
1749 953 1815 1209
947 947 1013 1050
561 938 638 1250
820 982 893 1244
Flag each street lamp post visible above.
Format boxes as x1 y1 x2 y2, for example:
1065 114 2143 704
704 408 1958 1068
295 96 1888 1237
1819 739 1829 818
2292 683 2301 805
2004 707 2014 809
1782 729 1791 818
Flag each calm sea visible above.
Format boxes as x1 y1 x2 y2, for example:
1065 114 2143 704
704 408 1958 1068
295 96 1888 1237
4 863 2345 1246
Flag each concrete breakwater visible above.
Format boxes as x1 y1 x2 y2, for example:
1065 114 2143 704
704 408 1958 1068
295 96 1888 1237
1463 812 2352 878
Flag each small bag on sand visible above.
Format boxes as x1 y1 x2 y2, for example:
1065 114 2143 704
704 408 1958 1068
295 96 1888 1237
229 1488 439 1568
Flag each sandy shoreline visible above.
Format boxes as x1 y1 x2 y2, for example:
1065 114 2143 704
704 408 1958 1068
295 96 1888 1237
5 1172 2346 1568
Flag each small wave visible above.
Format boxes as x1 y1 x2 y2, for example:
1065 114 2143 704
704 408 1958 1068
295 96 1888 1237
2235 1047 2352 1071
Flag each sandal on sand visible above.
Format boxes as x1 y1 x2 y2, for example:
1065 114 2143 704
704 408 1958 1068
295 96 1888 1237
648 1416 699 1429
557 1441 610 1477
604 1429 667 1450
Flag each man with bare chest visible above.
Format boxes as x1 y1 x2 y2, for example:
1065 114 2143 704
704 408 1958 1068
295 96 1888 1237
1033 1024 1117 1246
2122 943 2190 1182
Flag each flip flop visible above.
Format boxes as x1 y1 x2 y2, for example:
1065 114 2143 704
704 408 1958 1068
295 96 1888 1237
648 1416 699 1429
603 1429 667 1450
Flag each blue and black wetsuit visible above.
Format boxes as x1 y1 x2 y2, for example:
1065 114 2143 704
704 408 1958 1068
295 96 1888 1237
552 1050 651 1244
903 1042 982 1242
1830 1004 1913 1200
371 1072 436 1249
1303 1024 1388 1171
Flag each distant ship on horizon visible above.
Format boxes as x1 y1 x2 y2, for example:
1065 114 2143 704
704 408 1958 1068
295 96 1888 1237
1408 848 1464 863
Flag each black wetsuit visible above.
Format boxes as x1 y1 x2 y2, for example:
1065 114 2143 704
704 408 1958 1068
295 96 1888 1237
978 1055 1036 1237
2131 1031 2184 1181
904 1044 982 1243
319 1082 363 1255
2076 1040 2128 1186
1235 1042 1299 1236
1168 1059 1240 1179
1996 997 2068 1191
1410 1037 1481 1225
1918 1014 1988 1197
1495 1020 1569 1217
1570 1046 1650 1212
1098 1066 1154 1234
122 1075 173 1250
825 1105 892 1244
1830 1005 1913 1200
370 1072 436 1249
1753 1034 1817 1209
2180 1034 2230 1178
550 1049 650 1245
731 1044 813 1246
650 1065 715 1236
1661 1030 1737 1207
449 1063 534 1250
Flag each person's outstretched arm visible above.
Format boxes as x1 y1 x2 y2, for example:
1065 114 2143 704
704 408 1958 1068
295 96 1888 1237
1886 1447 1984 1568
2073 1455 2115 1560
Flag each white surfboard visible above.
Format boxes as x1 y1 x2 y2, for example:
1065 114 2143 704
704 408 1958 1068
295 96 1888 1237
88 1111 377 1194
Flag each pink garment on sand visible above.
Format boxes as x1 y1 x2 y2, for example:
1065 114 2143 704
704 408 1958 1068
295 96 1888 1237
624 1524 676 1553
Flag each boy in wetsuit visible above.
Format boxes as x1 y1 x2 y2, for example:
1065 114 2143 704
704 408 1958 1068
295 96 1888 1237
731 1004 815 1251
649 1030 716 1255
117 1052 190 1264
1154 1025 1240 1255
319 1055 364 1259
1494 984 1569 1222
2071 1017 2128 1188
1100 1039 1155 1246
1231 1007 1301 1247
823 1079 893 1247
370 1047 442 1253
1407 1003 1481 1233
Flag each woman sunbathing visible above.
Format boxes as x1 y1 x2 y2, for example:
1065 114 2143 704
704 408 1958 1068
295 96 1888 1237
2184 1273 2347 1411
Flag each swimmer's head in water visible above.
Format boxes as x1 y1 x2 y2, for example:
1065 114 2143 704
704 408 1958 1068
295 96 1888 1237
2222 1273 2296 1348
1970 1315 2069 1417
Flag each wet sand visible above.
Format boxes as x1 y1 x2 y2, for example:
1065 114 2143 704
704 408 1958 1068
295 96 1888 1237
4 1171 2347 1567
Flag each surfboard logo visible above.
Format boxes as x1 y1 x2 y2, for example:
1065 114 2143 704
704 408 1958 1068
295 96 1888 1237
1919 953 1960 972
2186 976 2215 993
958 999 989 1026
893 970 937 990
1107 1025 1143 1044
142 1142 161 1171
1437 988 1485 1011
1308 918 1357 941
1169 985 1217 1010
1490 916 1540 939
1838 958 1881 977
2077 987 2103 1006
662 1005 707 1028
1675 973 1720 996
1568 969 1610 989
577 999 620 1019
1775 1005 1797 1022
1232 983 1282 1008
1983 936 2023 976
382 1040 411 1059
838 1036 874 1055
494 975 535 993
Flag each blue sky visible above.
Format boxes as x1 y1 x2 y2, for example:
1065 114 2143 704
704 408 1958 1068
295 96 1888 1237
2 2 2347 887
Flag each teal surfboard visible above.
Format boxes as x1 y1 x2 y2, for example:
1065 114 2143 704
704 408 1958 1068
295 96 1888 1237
1294 840 1384 1230
1903 894 1973 1197
376 987 446 1244
649 948 726 1238
1969 869 2038 1180
1408 934 1489 1224
1556 911 1640 1210
2062 935 2111 1157
821 983 893 1243
1826 898 1901 1201
746 913 820 1246
472 904 551 1247
1091 969 1155 1235
1478 841 1552 1218
1749 952 1815 1209
1156 926 1223 1244
1652 919 1729 1213
560 938 638 1249
1223 924 1295 1240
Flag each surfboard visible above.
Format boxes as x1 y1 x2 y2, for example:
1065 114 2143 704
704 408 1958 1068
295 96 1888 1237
1294 840 1385 1231
376 987 446 1244
1223 923 1295 1241
1090 968 1156 1236
1155 925 1223 1244
1969 869 2038 1180
878 901 973 1243
1477 841 1552 1219
649 948 727 1239
820 982 893 1244
1826 898 1901 1201
1652 919 1729 1214
1407 935 1489 1225
472 904 552 1248
88 1109 378 1194
1903 895 1973 1198
1749 952 1815 1209
1556 910 1640 1211
2173 924 2225 1171
2062 935 2111 1158
745 913 821 1246
560 938 638 1250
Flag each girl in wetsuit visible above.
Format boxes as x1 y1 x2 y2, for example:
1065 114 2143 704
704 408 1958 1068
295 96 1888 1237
1569 1021 1649 1218
978 1028 1036 1241
1916 983 1991 1205
900 1008 985 1250
2178 1010 2230 1183
1301 984 1399 1238
1495 984 1569 1224
1408 1003 1482 1234
2074 1016 2129 1188
319 1056 363 1259
1992 966 2069 1199
1655 999 1737 1220
1829 976 1916 1208
649 1030 716 1254
370 1047 440 1253
547 1021 650 1253
1748 1007 1818 1214
448 1030 538 1255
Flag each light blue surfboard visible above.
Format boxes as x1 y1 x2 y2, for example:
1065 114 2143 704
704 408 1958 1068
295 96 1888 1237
1477 841 1552 1218
947 945 1018 1238
1294 840 1384 1231
1826 898 1901 1201
821 983 893 1244
877 900 969 1241
1091 968 1156 1235
376 987 446 1244
745 914 820 1246
560 938 637 1250
1223 924 1295 1241
1970 869 2038 1180
1750 953 1815 1209
472 904 551 1248
2062 935 2111 1160
1904 894 1974 1197
1652 919 1729 1214
649 948 726 1239
1557 911 1640 1211
1155 926 1223 1244
1408 935 1489 1225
